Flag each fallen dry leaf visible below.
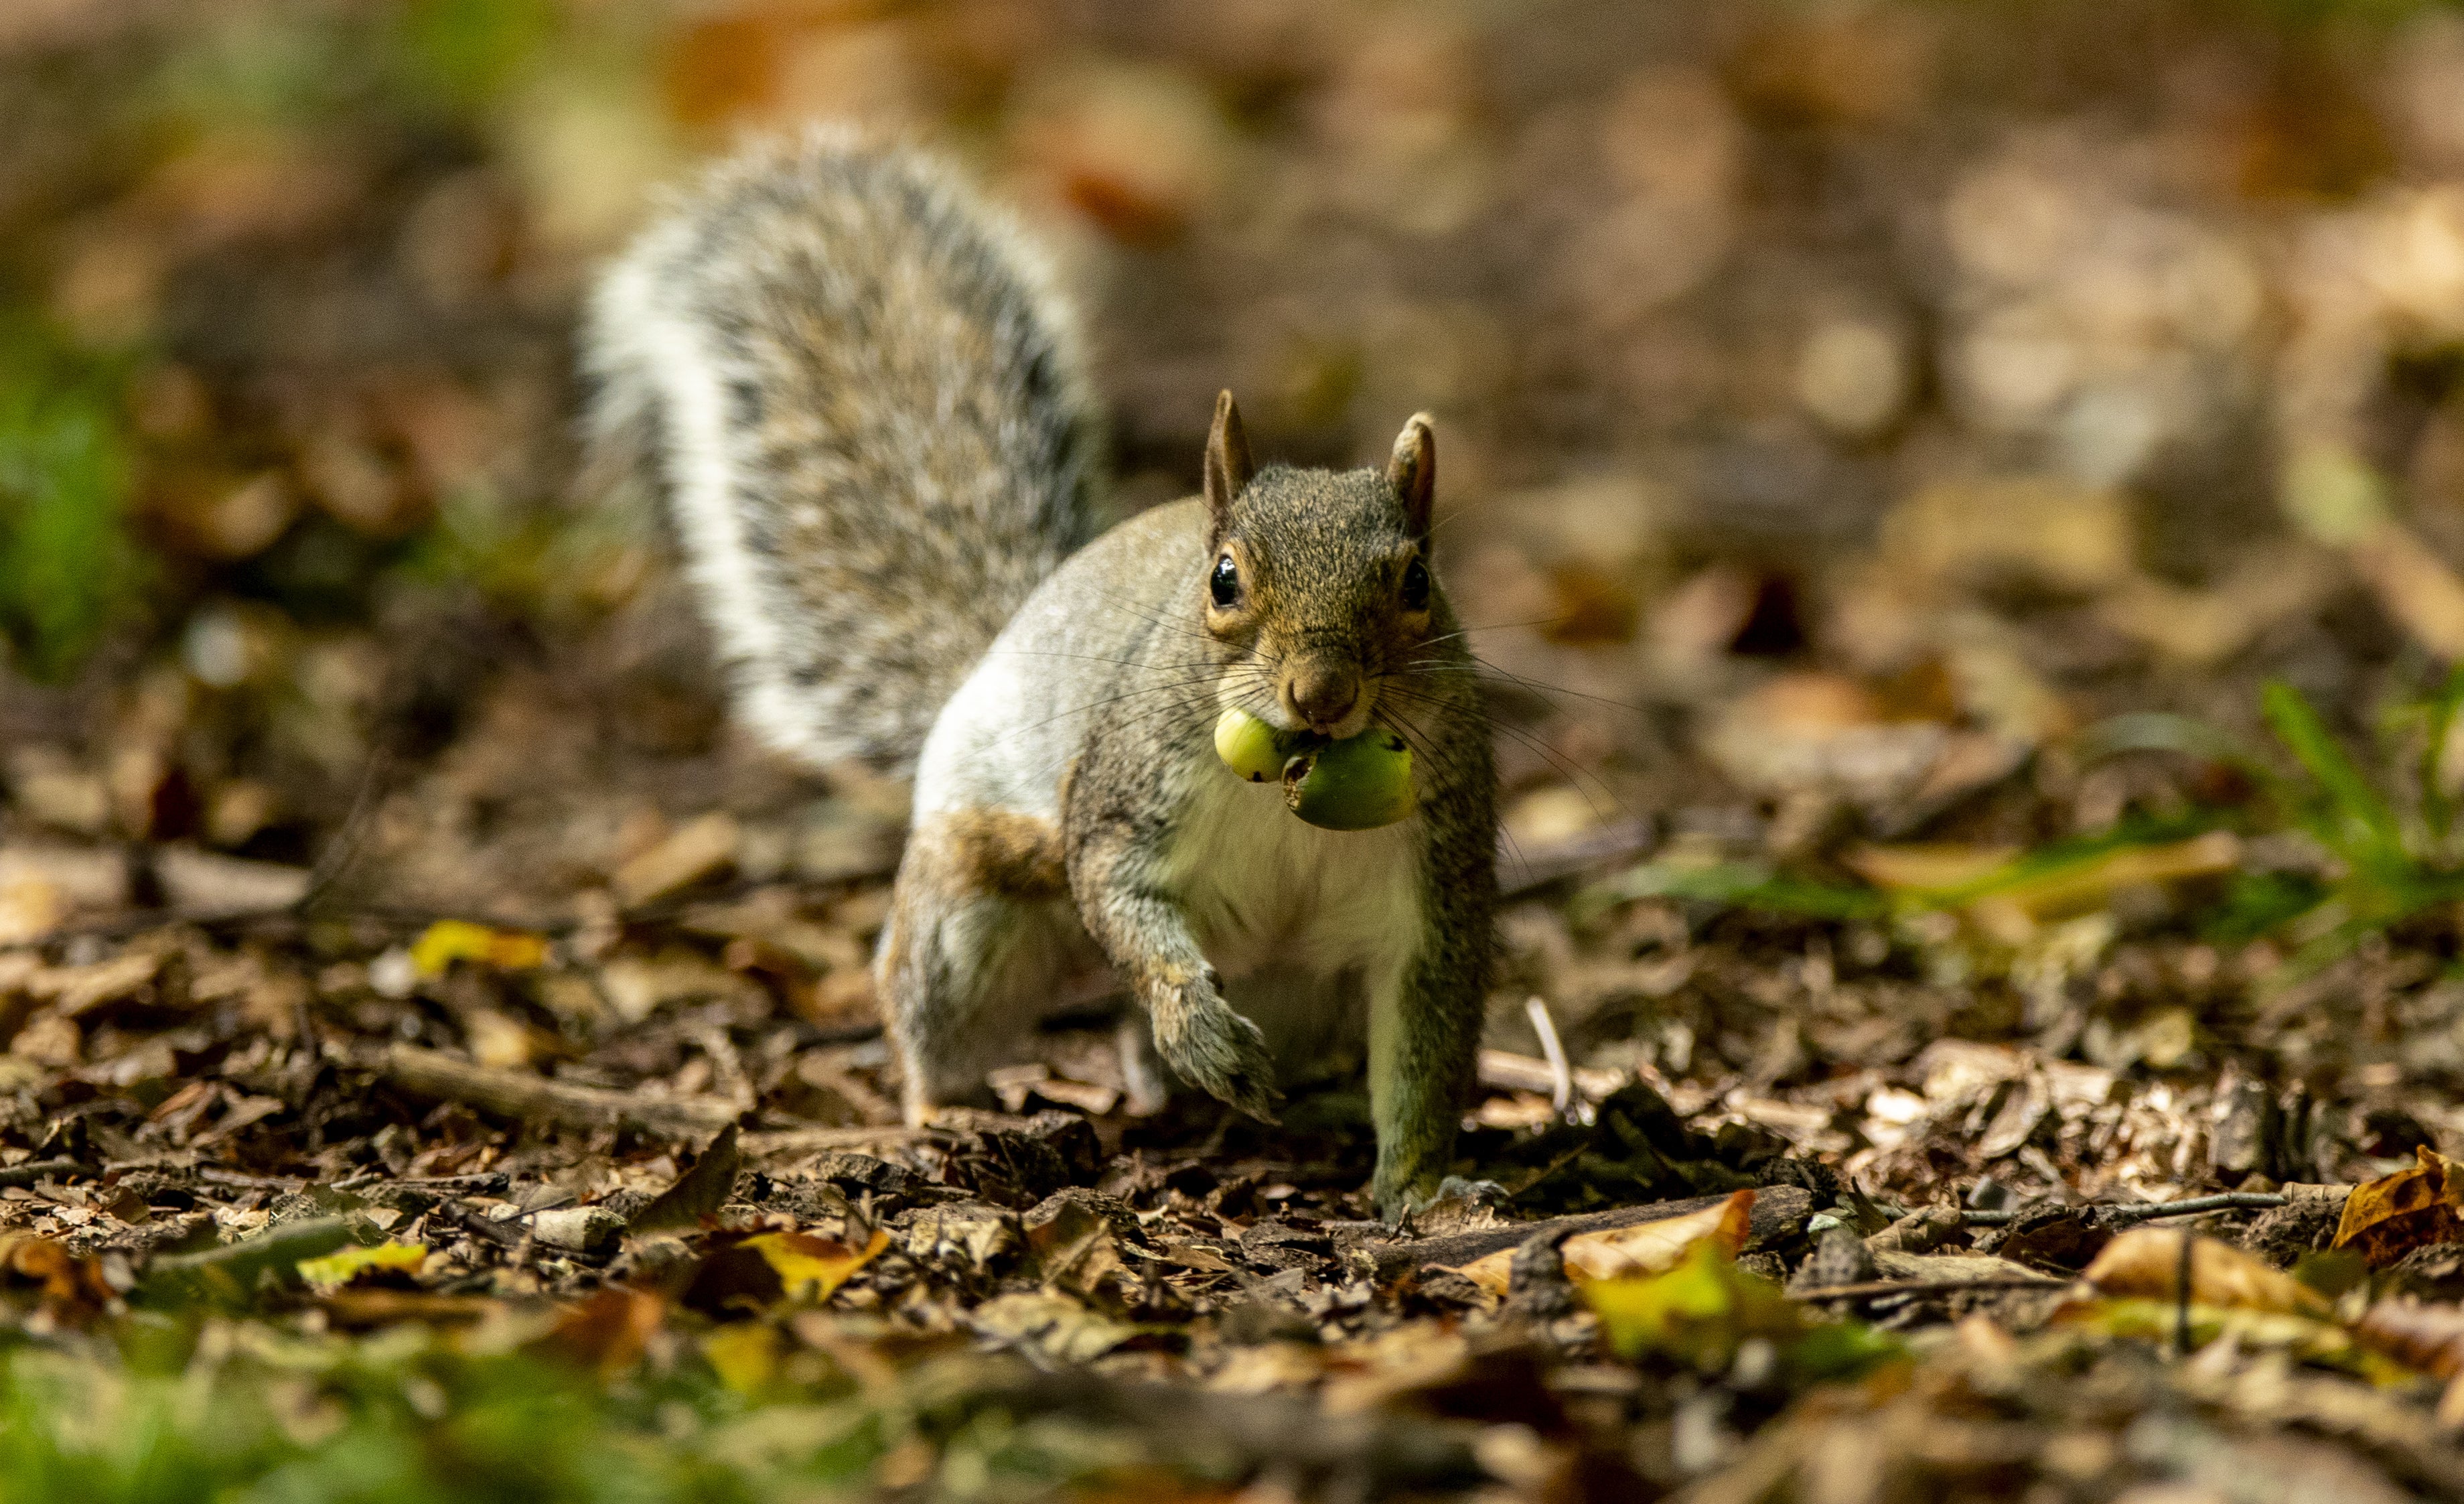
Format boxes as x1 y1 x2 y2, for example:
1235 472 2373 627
702 1321 784 1394
2355 1300 2464 1379
628 1123 742 1236
744 1227 887 1304
611 812 740 907
1449 1189 1755 1296
534 1286 666 1376
0 1234 122 1324
2072 1228 2330 1317
2333 1147 2464 1268
971 1289 1146 1363
409 919 548 977
296 1242 427 1291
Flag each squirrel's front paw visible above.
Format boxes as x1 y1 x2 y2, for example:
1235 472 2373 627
1150 987 1283 1123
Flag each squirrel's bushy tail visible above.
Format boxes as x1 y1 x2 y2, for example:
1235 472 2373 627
583 130 1102 774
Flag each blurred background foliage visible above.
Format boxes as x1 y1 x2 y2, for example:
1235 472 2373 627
20 0 2464 928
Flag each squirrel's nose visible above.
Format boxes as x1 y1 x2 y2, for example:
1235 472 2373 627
1285 663 1360 732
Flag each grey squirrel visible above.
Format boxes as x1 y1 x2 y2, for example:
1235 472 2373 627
584 130 1496 1217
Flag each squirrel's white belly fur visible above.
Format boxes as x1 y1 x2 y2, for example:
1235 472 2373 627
1163 773 1421 992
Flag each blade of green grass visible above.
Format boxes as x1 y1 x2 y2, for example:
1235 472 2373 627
1577 861 1888 924
2419 665 2464 845
2260 681 2405 858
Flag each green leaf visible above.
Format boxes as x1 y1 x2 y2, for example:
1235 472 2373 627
2261 681 2400 856
1579 861 1887 925
1583 1237 1902 1387
296 1243 427 1290
395 0 559 109
0 320 140 681
2203 870 2329 943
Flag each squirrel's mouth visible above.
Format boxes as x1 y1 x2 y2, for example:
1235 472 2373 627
1228 679 1376 744
1303 701 1375 741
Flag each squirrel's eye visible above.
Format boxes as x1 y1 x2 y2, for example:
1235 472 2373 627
1400 556 1431 611
1210 553 1240 608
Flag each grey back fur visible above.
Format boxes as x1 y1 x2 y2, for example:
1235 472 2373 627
582 129 1102 774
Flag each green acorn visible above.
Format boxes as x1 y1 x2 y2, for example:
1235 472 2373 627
1214 707 1297 783
1283 728 1415 830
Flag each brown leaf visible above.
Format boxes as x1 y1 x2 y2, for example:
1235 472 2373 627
628 1123 741 1236
611 813 741 908
2333 1146 2464 1268
680 1227 885 1318
2074 1228 2330 1318
1449 1189 1755 1297
0 1235 122 1325
322 1290 502 1329
534 1287 666 1375
2355 1300 2464 1379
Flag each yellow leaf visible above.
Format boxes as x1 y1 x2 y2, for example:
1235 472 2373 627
1449 1190 1757 1297
745 1227 888 1304
1844 835 2238 922
1582 1237 1804 1371
2333 1147 2464 1268
2071 1229 2329 1317
297 1242 427 1290
2053 1298 2372 1373
411 920 548 977
1981 833 2240 923
702 1322 782 1394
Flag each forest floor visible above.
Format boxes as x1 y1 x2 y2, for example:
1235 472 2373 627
9 623 2464 1501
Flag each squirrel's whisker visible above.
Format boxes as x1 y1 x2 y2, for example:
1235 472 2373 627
1377 679 1627 822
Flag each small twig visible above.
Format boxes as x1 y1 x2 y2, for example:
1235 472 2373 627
293 742 394 914
196 1166 311 1191
329 1169 512 1194
0 1160 88 1188
1792 1274 2070 1301
1523 996 1571 1113
1372 1186 1817 1278
1960 1192 2287 1227
434 1201 526 1249
2175 1227 2196 1357
372 1042 741 1139
741 1125 953 1156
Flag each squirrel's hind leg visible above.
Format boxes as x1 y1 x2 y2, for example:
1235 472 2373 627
879 810 1091 1121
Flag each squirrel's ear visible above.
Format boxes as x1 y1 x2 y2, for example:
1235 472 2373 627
1387 412 1436 539
1205 390 1252 542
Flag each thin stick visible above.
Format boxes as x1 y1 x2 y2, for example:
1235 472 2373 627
2175 1228 2196 1357
1523 996 1571 1113
0 1160 88 1188
742 1125 955 1156
1960 1192 2289 1227
373 1043 740 1139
